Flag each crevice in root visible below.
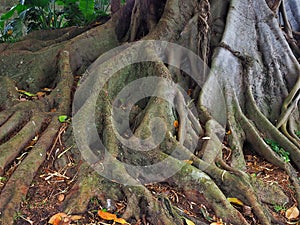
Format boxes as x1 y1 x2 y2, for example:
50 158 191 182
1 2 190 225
225 90 247 170
122 185 183 224
0 110 14 127
275 76 300 147
0 110 32 144
124 0 163 42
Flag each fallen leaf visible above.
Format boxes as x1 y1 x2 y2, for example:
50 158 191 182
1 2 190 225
285 205 299 220
49 213 83 225
226 130 231 135
183 217 195 225
98 210 117 221
36 91 45 98
174 120 179 128
42 87 53 92
183 160 193 165
18 89 36 97
57 194 65 202
58 115 68 123
227 197 244 206
48 213 67 225
70 215 83 220
114 217 129 224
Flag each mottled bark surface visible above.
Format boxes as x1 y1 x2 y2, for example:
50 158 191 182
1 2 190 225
0 0 299 224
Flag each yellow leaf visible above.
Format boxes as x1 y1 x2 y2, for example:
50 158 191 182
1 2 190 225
227 197 244 206
48 212 67 225
210 223 224 225
183 160 193 165
7 29 13 35
98 210 117 221
285 205 299 220
183 217 195 225
114 217 129 224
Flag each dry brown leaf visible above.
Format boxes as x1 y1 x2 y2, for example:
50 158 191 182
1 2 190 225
48 212 67 225
70 215 83 220
114 217 129 224
36 92 45 98
98 210 117 221
48 213 83 225
57 194 65 202
61 216 71 225
285 205 299 220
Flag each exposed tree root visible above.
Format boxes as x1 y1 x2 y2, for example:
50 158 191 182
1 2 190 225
0 0 299 224
0 51 73 224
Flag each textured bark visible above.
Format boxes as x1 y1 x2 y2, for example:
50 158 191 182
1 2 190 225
0 0 299 224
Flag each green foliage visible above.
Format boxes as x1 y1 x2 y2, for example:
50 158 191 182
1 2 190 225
264 139 290 163
58 115 69 123
273 203 287 212
79 0 95 21
295 130 300 138
0 0 116 42
0 176 7 182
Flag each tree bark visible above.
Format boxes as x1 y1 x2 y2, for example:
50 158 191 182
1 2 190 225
111 0 121 14
0 0 299 224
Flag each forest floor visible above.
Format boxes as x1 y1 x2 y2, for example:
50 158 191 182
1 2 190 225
7 120 296 225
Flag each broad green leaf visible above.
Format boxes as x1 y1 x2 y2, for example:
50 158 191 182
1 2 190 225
58 115 68 123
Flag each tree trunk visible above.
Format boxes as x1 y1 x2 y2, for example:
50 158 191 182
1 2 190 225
0 0 299 224
111 0 121 14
